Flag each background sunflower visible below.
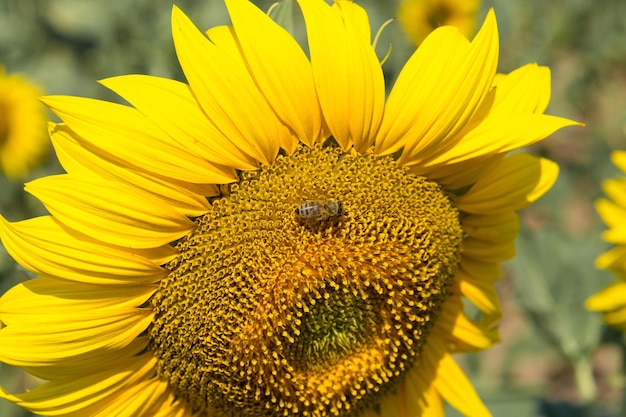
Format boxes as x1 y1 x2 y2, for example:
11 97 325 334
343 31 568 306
0 0 624 417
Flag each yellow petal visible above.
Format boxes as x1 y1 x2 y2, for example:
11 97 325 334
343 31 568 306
28 338 149 383
597 198 626 237
91 378 170 417
433 296 499 350
224 0 323 147
0 277 153 379
414 154 504 190
25 174 194 249
463 237 516 263
462 212 519 242
0 215 167 284
0 276 154 382
403 343 444 416
172 5 282 165
433 351 492 417
298 0 384 151
456 154 558 214
453 273 503 328
416 114 579 170
586 281 626 311
603 307 626 330
611 150 626 173
0 277 153 321
99 75 258 170
459 257 503 284
597 198 626 227
0 309 152 369
597 199 626 244
377 10 498 159
42 95 236 184
490 63 552 115
152 396 190 417
363 390 401 417
204 25 301 154
49 123 212 218
0 353 156 416
414 380 445 417
0 68 48 178
417 63 579 175
602 178 626 209
458 63 551 128
596 246 626 270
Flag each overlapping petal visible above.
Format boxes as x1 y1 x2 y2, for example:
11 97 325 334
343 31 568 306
172 5 285 165
42 96 236 184
399 60 577 185
0 278 151 380
414 113 578 171
456 154 559 215
433 296 499 350
487 63 552 115
201 25 302 154
459 257 503 284
25 175 194 249
0 353 157 416
224 0 323 147
376 9 498 160
412 154 505 190
298 0 384 151
0 216 168 284
405 343 444 417
453 275 503 327
49 123 213 218
99 75 258 170
432 350 492 417
91 378 169 417
462 212 520 242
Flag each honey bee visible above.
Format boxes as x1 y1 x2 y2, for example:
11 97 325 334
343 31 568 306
295 199 343 227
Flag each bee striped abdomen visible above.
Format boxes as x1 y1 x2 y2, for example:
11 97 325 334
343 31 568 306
295 199 343 227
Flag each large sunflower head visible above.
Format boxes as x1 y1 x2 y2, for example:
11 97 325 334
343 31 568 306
0 0 580 416
398 0 480 45
0 65 47 178
586 151 626 331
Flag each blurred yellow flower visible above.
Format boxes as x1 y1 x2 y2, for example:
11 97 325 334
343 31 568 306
0 66 47 178
586 150 626 331
398 0 480 44
0 1 578 416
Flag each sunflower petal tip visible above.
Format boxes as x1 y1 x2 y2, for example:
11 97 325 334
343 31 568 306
171 4 189 28
584 295 600 311
482 8 496 26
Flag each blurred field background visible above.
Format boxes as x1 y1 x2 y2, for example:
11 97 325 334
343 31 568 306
0 0 624 416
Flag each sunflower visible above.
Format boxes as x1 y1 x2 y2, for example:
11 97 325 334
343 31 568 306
0 0 579 416
0 65 47 178
398 0 480 45
586 151 626 331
